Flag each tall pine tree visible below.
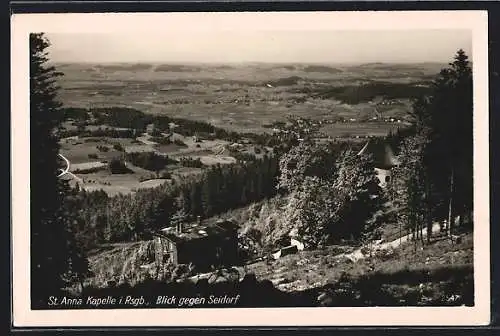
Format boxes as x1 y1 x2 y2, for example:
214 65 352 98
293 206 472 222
30 33 89 306
390 50 474 244
412 50 473 233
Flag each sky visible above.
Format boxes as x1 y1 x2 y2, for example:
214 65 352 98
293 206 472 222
46 30 472 64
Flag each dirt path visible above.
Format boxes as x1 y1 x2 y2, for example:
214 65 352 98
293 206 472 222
344 222 443 262
180 222 447 293
269 222 445 292
136 135 158 146
67 171 84 184
58 153 86 185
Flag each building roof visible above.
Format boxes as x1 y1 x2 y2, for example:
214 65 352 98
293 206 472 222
156 219 237 243
357 139 400 170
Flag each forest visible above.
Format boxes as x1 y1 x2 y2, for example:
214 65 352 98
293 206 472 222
69 154 279 249
62 106 247 141
294 81 433 104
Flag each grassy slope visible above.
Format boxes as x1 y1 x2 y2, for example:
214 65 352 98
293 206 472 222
246 232 472 293
86 241 168 288
86 228 473 307
88 206 473 305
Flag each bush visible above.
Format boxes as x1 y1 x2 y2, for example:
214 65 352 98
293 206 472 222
113 143 124 152
158 169 172 179
232 152 258 162
173 139 187 147
88 153 99 159
148 128 162 137
179 157 204 168
96 145 110 152
150 136 172 145
108 158 128 174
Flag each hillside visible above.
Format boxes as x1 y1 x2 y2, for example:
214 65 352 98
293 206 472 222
246 230 472 293
84 222 472 307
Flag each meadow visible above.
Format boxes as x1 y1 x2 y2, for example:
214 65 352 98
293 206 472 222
55 62 438 133
59 131 242 195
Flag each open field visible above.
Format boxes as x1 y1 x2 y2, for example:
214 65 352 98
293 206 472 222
55 62 438 134
321 122 404 138
59 137 125 164
59 131 253 195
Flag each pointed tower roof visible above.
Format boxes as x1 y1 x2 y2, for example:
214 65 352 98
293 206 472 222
357 139 400 170
357 141 370 156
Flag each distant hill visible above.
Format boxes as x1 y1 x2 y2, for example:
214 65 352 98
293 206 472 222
349 62 446 74
153 64 204 72
301 65 343 74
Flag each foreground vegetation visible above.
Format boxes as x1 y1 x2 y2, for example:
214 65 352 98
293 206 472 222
50 231 473 308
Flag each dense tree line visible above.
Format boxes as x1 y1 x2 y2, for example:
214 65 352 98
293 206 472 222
61 107 90 121
30 34 90 305
92 107 150 130
178 157 204 168
125 151 177 172
294 81 432 104
59 127 136 139
59 106 280 146
389 50 473 243
70 154 279 249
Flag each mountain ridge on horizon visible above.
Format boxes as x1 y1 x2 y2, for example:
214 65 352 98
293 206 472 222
50 60 447 67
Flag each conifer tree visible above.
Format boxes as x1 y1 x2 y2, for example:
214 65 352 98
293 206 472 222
410 49 473 234
390 50 473 245
30 33 90 305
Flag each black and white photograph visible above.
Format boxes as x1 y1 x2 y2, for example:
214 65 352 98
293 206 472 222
11 11 490 326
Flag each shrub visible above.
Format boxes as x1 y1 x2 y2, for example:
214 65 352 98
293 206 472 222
148 128 162 137
113 143 124 152
158 169 172 179
179 157 204 168
173 139 187 147
88 153 99 159
126 152 176 171
150 136 172 145
108 158 128 174
96 145 110 152
232 152 257 162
